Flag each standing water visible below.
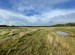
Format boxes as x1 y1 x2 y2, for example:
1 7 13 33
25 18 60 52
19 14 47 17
56 31 69 36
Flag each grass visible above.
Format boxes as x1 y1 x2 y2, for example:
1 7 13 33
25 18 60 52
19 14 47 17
0 27 75 55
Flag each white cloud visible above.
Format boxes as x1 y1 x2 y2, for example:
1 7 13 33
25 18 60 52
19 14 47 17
0 9 75 26
42 9 75 19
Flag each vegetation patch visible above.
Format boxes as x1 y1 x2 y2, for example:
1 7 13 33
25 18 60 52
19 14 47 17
0 27 75 55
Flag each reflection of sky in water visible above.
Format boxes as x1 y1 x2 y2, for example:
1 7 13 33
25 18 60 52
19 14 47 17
56 31 69 36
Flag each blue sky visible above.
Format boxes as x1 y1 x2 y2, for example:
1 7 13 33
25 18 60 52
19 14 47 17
0 0 75 26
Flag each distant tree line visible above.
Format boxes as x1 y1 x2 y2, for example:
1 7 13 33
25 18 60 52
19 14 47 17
0 25 15 27
0 25 8 27
0 22 75 27
51 23 75 27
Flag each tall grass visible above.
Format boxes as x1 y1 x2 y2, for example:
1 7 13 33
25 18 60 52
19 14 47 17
0 27 75 55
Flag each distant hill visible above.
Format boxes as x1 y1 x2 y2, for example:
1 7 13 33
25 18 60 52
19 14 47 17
51 22 75 27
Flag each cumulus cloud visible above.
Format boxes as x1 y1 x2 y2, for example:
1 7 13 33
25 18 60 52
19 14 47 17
0 9 75 26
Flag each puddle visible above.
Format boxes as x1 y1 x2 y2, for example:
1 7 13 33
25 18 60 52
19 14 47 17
56 31 69 36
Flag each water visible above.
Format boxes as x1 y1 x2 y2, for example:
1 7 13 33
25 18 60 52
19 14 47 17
56 31 69 36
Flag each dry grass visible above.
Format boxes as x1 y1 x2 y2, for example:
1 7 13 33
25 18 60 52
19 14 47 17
0 27 75 55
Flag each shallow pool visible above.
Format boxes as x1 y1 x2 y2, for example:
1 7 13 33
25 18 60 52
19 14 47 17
56 31 69 36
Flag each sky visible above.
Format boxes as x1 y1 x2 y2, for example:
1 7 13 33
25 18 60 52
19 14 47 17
0 0 75 26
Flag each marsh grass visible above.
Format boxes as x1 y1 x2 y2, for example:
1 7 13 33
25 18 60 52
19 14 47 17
0 27 75 55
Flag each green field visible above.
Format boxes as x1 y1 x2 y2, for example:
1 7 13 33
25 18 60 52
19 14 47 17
0 27 75 55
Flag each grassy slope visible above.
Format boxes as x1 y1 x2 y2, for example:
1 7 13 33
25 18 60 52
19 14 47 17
0 27 75 55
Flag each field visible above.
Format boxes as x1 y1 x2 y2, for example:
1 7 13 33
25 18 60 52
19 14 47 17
0 27 75 55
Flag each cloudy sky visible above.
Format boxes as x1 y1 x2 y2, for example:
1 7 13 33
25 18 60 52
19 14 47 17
0 0 75 26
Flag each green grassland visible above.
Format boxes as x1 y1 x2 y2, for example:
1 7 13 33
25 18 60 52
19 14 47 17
0 27 75 55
